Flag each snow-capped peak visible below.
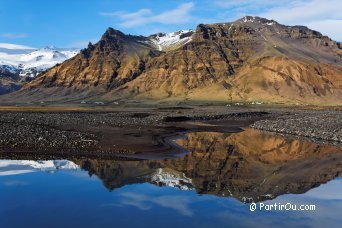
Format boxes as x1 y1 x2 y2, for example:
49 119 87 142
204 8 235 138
149 30 194 51
242 16 256 23
238 16 278 27
0 43 79 78
0 160 79 176
44 45 57 50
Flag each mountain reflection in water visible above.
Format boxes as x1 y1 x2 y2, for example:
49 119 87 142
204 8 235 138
73 128 341 203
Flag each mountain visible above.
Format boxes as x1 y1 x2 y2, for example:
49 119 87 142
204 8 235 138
3 16 342 105
0 43 79 95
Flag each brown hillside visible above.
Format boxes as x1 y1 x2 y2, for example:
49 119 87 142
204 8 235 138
5 16 342 105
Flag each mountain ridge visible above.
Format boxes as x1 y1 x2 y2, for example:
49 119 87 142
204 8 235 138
0 45 79 95
2 16 342 105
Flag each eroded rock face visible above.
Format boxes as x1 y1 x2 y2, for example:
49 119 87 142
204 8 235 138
75 129 342 203
0 66 34 95
24 28 160 91
0 77 21 95
13 16 342 105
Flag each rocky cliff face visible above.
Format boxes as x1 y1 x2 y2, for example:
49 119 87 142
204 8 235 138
7 16 342 105
0 68 22 95
24 28 160 92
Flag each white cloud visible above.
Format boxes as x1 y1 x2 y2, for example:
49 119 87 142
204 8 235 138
215 0 342 41
214 0 287 9
100 9 152 19
305 20 342 41
304 178 342 200
118 192 194 216
100 2 195 28
0 43 34 49
98 0 342 40
260 0 342 40
261 0 342 23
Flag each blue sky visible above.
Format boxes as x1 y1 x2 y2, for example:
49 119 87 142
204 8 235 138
0 0 341 48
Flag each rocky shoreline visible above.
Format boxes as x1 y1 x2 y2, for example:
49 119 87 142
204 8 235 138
251 110 342 146
0 107 340 159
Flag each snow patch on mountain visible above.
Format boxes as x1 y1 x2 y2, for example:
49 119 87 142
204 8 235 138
0 65 18 74
0 43 79 78
238 16 278 27
149 30 194 51
0 160 79 176
242 16 256 23
150 168 194 190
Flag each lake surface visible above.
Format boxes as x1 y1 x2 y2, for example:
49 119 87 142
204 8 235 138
1 129 341 228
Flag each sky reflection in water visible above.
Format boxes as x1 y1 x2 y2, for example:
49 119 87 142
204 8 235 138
0 129 341 228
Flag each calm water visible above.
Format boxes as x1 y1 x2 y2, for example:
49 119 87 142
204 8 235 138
0 129 341 228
